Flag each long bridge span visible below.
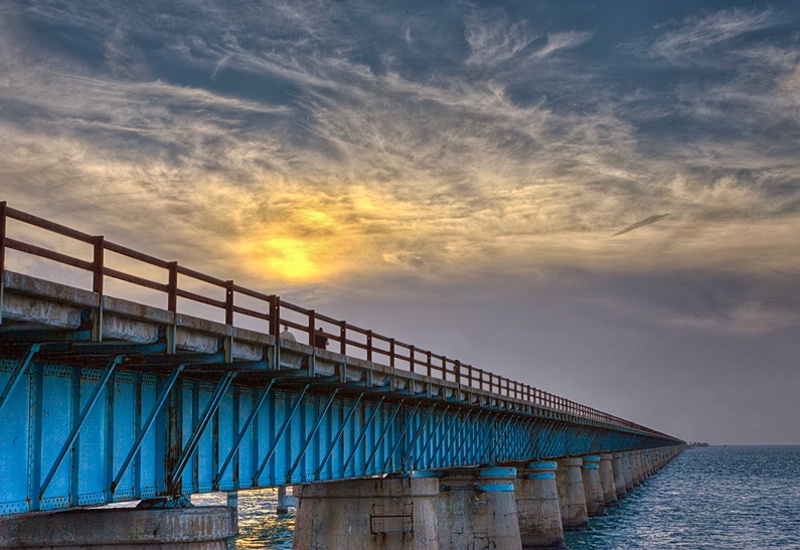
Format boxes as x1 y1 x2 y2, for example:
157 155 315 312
0 202 683 549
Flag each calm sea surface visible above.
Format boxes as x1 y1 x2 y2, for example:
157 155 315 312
192 446 800 549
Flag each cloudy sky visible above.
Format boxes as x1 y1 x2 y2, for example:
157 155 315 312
2 1 799 444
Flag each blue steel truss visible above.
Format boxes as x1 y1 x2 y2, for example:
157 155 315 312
0 342 674 517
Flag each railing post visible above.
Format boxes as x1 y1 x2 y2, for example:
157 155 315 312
167 261 178 314
442 355 447 381
308 309 316 347
409 345 415 373
389 338 395 368
455 360 461 385
92 235 104 295
339 320 347 355
1 201 7 324
365 330 372 362
225 280 234 325
269 295 281 337
92 235 105 341
426 351 432 378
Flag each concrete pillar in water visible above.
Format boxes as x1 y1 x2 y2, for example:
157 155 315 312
635 451 645 485
0 505 237 549
612 452 627 500
581 456 606 517
438 466 522 550
292 474 440 550
556 457 589 530
276 485 298 514
622 453 635 492
598 454 618 506
515 461 566 549
227 491 239 535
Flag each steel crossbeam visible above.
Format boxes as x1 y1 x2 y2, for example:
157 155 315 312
341 395 386 475
0 343 40 414
286 389 340 483
383 402 431 471
212 378 277 490
314 392 365 480
39 356 123 499
169 371 238 492
252 384 310 486
363 399 406 472
111 364 186 494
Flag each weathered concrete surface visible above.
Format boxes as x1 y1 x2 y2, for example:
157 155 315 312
598 454 618 506
555 458 588 530
437 467 522 550
0 506 236 549
580 456 605 517
276 485 298 514
622 453 635 492
515 462 565 550
612 452 628 500
293 476 440 550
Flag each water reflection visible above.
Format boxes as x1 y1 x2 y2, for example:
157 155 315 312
191 488 295 549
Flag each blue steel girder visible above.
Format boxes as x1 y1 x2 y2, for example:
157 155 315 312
0 350 680 516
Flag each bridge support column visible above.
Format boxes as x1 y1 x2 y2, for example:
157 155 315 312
556 458 589 530
612 452 627 500
622 453 635 492
635 451 646 485
581 456 606 516
437 466 522 550
0 506 237 549
276 485 298 514
598 454 617 506
515 461 565 549
292 474 439 550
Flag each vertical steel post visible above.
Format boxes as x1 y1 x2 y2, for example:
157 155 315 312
0 201 6 325
225 280 234 325
27 362 43 512
339 320 347 355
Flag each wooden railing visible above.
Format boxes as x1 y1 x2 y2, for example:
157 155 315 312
0 201 667 436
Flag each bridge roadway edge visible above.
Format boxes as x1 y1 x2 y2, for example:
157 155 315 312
1 270 685 548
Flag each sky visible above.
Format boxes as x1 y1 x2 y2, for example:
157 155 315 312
1 1 799 444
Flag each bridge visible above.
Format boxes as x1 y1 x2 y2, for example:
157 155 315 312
0 202 683 549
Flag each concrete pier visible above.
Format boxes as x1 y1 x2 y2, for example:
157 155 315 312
556 458 589 530
580 456 606 517
612 452 628 500
0 506 237 549
277 485 298 514
598 454 617 506
515 461 566 549
438 467 522 550
622 453 635 492
293 475 439 549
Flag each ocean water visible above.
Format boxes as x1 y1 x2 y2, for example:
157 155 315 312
193 446 800 549
565 446 800 549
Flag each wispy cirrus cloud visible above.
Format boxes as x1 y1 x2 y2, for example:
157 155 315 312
535 31 593 58
649 7 777 64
